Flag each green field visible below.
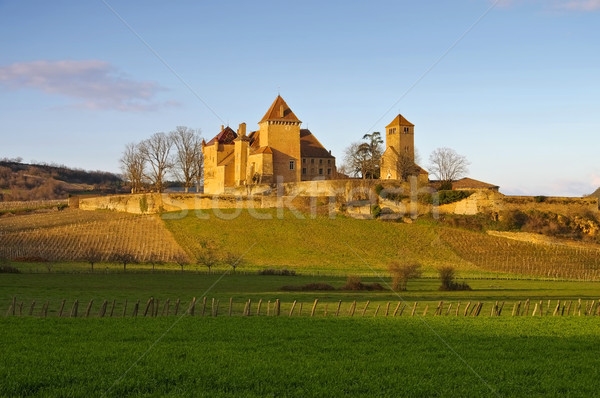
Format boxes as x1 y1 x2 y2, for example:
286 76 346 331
2 272 599 318
1 317 599 397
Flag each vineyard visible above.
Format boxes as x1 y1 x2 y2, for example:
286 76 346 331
0 199 67 212
0 209 188 263
440 228 600 280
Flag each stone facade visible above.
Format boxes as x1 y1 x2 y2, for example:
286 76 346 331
202 96 336 194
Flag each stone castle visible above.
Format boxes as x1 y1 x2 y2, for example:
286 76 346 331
201 96 431 194
202 96 337 194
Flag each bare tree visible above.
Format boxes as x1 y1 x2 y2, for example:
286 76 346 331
343 142 370 178
120 143 146 193
173 253 190 273
428 147 469 184
196 239 219 273
388 261 422 291
84 248 103 273
112 252 137 272
395 152 421 182
170 126 203 193
222 251 245 273
140 132 173 193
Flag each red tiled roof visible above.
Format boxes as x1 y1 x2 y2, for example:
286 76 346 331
300 129 334 158
386 114 414 128
259 95 301 123
206 126 237 146
452 177 498 190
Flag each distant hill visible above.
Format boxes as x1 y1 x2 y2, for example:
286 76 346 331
0 160 124 201
590 187 600 200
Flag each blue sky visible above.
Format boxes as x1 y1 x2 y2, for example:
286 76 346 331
1 0 598 196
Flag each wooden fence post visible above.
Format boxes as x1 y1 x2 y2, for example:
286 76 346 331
455 302 460 316
9 296 16 316
189 297 196 316
245 299 251 316
109 299 116 317
122 299 128 317
99 300 108 318
70 300 79 318
257 299 263 316
446 303 452 316
41 301 49 317
385 302 390 317
434 301 443 316
361 301 370 317
553 300 561 316
566 300 572 316
267 300 271 316
276 299 280 316
163 299 170 316
393 302 401 317
84 299 94 318
374 304 381 317
532 303 538 316
538 300 543 316
133 300 139 317
498 302 505 316
349 301 356 317
463 302 471 317
324 303 328 317
143 298 153 317
289 300 297 317
524 299 530 316
174 299 180 316
411 302 417 317
152 299 160 317
335 300 342 317
211 298 215 317
311 299 318 317
58 299 66 317
28 301 36 316
422 305 429 316
201 297 206 317
398 304 406 317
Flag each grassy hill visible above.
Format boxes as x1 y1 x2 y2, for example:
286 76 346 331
590 187 600 200
0 160 123 201
163 209 600 279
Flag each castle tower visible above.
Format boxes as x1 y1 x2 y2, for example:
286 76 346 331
257 96 302 183
234 123 249 186
385 114 414 162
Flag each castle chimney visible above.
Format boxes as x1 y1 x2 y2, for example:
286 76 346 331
279 105 284 118
221 124 224 132
238 122 246 137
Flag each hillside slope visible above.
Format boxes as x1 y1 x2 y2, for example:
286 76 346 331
0 161 123 201
164 209 600 279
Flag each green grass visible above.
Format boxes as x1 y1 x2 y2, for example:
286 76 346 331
162 209 472 274
1 317 599 397
2 272 599 317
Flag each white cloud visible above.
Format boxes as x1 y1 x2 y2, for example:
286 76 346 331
0 60 178 111
557 0 600 10
490 0 600 11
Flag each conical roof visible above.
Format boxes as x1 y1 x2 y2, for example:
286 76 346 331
259 95 301 123
386 114 414 128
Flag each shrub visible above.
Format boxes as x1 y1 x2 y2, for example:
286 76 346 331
438 266 471 291
534 195 547 203
440 180 453 190
374 184 384 196
340 275 385 291
258 268 297 276
371 205 382 218
388 261 422 291
280 283 335 291
0 264 20 273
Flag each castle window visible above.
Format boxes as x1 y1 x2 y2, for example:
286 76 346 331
404 127 409 133
302 168 307 175
311 158 315 164
319 159 323 164
289 160 295 170
327 168 332 175
302 158 306 164
328 159 331 165
319 168 323 175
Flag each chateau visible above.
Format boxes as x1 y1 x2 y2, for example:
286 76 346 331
202 96 336 194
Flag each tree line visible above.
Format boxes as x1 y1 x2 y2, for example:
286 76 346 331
342 131 469 185
120 126 203 193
